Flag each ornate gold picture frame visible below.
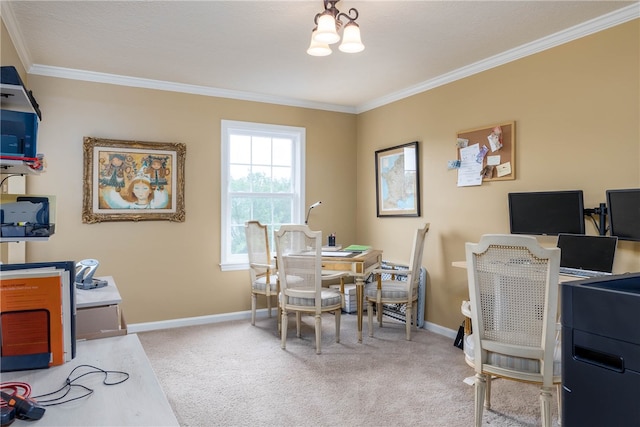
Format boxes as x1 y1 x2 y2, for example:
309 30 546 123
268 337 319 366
82 137 186 223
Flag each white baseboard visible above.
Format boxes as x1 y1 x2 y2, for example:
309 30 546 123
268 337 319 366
128 309 458 340
128 310 254 333
422 321 457 339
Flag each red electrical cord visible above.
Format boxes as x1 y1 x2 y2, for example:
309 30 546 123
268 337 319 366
0 155 43 171
0 382 32 406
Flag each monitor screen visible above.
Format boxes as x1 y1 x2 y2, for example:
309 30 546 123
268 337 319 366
606 188 640 241
508 190 585 235
557 234 618 272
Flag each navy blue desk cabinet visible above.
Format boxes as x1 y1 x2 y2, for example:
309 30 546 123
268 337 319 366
561 273 640 427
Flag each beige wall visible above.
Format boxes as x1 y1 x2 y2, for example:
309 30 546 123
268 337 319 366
18 78 358 324
3 19 639 331
357 20 640 330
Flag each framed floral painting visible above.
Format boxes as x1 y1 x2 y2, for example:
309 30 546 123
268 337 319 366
82 137 186 223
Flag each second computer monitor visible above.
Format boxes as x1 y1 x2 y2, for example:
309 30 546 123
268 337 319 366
606 188 640 241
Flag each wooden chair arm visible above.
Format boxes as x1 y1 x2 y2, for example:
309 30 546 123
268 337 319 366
250 262 275 270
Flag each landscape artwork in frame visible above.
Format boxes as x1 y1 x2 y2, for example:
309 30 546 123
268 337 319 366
375 141 421 217
82 137 186 223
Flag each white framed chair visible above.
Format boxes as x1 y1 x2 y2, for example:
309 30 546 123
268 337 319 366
366 223 429 340
464 234 562 427
275 225 347 354
244 221 278 326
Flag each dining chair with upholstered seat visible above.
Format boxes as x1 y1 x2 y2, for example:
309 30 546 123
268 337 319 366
366 223 429 340
464 234 562 427
275 224 347 354
244 220 278 326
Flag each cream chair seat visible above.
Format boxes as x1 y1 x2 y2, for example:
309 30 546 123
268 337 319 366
464 234 562 427
275 225 348 354
365 223 429 341
244 221 278 326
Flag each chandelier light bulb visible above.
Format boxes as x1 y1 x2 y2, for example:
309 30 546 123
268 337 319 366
338 22 364 53
307 29 332 56
314 13 340 44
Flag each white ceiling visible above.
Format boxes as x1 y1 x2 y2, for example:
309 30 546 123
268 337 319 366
2 1 638 113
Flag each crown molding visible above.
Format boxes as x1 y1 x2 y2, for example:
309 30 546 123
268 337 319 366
27 64 357 114
1 1 33 72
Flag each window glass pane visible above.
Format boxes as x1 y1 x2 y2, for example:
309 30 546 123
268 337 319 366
230 225 246 255
273 197 293 224
252 197 273 223
230 135 251 164
231 197 251 225
273 138 292 166
230 165 250 191
251 166 272 192
252 137 272 166
272 166 292 193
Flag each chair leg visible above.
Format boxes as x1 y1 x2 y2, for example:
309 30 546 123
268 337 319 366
315 314 322 354
296 312 302 338
251 293 257 326
281 310 288 350
474 373 487 427
368 300 374 337
335 309 341 343
405 306 412 340
266 294 272 318
485 377 492 409
557 383 562 425
540 386 553 427
277 305 282 334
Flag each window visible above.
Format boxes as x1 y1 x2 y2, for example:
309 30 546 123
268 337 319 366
220 120 305 270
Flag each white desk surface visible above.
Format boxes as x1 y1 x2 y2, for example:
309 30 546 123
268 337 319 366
1 334 178 426
76 276 122 308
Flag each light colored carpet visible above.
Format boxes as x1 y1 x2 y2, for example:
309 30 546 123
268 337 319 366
138 313 560 427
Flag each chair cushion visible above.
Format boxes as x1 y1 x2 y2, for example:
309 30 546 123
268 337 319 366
463 334 562 376
364 281 416 300
253 274 305 292
286 290 342 307
252 274 278 292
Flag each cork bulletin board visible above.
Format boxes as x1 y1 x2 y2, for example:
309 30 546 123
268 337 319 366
457 121 515 182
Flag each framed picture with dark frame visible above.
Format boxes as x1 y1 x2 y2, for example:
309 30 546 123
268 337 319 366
375 141 421 217
82 137 186 223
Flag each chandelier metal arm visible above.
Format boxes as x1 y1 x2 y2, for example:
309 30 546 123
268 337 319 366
318 0 359 28
337 8 359 25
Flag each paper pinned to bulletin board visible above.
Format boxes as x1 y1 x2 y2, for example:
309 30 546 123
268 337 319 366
455 121 515 186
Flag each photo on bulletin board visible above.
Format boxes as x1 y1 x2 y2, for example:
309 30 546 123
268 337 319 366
456 121 515 183
375 141 421 217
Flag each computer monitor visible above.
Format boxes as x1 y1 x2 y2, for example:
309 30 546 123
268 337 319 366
508 190 585 235
606 188 640 241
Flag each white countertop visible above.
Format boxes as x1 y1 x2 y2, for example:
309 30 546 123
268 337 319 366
1 334 178 426
75 276 122 308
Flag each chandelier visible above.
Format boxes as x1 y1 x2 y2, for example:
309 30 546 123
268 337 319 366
307 0 364 56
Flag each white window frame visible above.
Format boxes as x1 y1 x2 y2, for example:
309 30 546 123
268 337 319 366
220 120 305 271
